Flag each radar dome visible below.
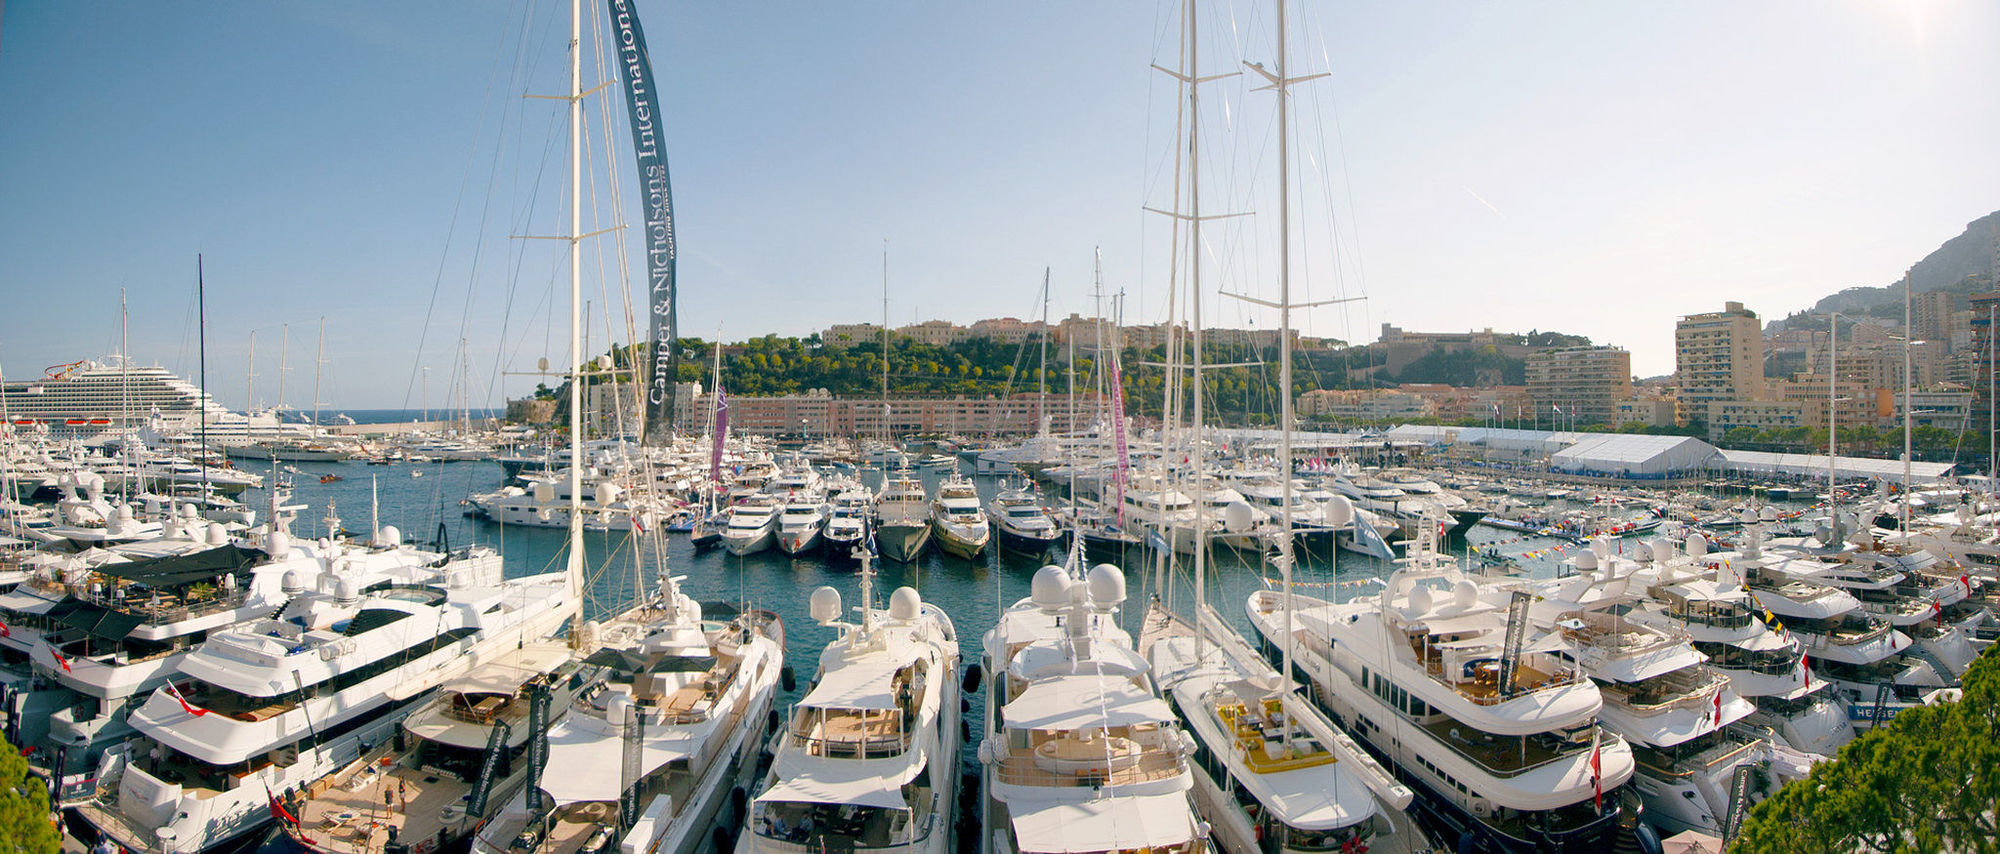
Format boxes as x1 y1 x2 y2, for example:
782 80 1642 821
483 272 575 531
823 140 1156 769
1686 534 1708 557
1086 564 1127 607
376 526 402 548
889 587 922 621
1453 579 1479 608
1223 501 1254 533
1591 537 1612 559
596 483 622 505
1408 584 1435 614
266 530 292 557
1031 566 1071 612
1325 495 1355 528
1574 550 1599 571
1650 537 1674 563
206 523 229 547
810 587 843 624
281 570 306 594
533 482 558 504
1760 506 1780 523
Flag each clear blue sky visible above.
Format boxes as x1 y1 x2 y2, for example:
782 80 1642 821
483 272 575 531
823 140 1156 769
3 1 1995 410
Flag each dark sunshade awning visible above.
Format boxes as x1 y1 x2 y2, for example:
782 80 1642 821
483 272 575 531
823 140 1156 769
91 544 262 589
57 603 148 642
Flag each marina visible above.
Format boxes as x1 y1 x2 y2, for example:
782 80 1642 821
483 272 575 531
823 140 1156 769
4 0 1999 853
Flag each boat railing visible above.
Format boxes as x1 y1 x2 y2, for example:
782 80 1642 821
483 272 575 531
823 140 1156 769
1418 717 1600 778
1634 736 1763 779
989 731 1187 788
1670 605 1753 630
1598 669 1730 714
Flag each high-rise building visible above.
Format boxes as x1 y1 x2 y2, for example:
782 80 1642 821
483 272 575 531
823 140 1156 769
1971 292 2000 430
1525 346 1631 427
1675 301 1767 424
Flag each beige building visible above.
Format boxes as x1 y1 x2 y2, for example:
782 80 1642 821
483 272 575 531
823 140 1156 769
966 317 1049 345
1613 398 1678 428
821 323 883 349
1297 389 1433 423
1705 400 1809 442
1525 346 1631 427
1676 302 1767 423
896 320 965 347
705 392 1103 437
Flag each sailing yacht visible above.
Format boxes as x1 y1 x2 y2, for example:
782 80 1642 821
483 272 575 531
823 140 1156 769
1245 529 1636 852
874 470 931 563
739 556 961 853
978 563 1209 853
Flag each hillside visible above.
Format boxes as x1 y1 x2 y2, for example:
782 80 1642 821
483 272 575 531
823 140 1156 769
1779 209 2000 327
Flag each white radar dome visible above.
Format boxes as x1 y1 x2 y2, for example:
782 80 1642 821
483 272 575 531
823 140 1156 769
1223 501 1254 533
809 587 843 624
889 587 922 621
1031 566 1071 612
1087 564 1127 607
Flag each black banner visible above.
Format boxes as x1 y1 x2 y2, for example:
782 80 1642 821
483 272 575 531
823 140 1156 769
526 683 551 815
1723 763 1755 839
467 719 512 818
619 703 646 833
607 0 678 442
1497 591 1531 697
1871 682 1893 728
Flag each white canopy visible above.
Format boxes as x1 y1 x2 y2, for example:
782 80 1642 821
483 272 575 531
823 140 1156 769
441 643 572 696
798 656 908 711
1001 674 1172 731
753 763 911 811
539 720 694 805
1007 794 1198 853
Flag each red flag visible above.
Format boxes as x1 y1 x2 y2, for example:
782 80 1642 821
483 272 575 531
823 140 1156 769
0 620 10 638
268 789 299 825
1962 574 1972 593
1801 651 1811 689
1713 690 1723 725
46 644 70 673
1590 736 1603 811
166 683 208 717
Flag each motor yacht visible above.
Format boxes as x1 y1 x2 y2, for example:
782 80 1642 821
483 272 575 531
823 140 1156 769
873 471 931 563
929 474 989 560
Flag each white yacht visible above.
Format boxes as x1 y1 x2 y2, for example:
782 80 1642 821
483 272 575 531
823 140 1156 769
929 474 989 560
740 559 961 853
987 482 1062 557
76 547 578 854
873 472 930 563
278 642 584 854
1144 602 1410 853
1738 550 1942 729
470 589 785 854
774 488 829 556
1491 546 1771 838
821 482 875 567
979 563 1208 854
720 493 784 556
1244 533 1637 852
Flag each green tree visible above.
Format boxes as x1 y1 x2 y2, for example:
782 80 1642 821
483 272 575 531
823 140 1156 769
0 732 56 854
1733 644 2000 853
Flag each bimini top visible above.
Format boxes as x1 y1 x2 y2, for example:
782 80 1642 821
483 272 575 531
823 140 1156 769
1006 793 1201 853
1001 673 1172 731
754 762 913 811
797 653 914 711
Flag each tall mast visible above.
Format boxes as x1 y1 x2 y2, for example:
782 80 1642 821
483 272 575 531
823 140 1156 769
1828 314 1837 536
1187 0 1208 661
278 323 289 422
246 330 256 427
313 317 325 430
881 241 890 444
197 256 209 503
1039 268 1050 435
1902 269 1913 533
1238 0 1355 711
565 0 586 583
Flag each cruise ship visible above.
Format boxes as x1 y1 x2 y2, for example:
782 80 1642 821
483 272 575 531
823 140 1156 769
1 357 304 441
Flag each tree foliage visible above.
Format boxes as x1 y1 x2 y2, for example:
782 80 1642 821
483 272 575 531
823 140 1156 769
1732 644 2000 853
0 732 56 854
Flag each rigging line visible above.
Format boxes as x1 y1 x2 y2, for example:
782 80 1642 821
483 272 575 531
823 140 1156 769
403 0 538 414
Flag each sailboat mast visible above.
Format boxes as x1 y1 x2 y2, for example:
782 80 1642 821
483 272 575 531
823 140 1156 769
1187 0 1208 662
1274 0 1299 698
1039 269 1050 433
565 0 586 582
882 241 890 443
1903 268 1913 533
313 317 325 430
246 330 256 427
198 255 209 501
279 323 289 421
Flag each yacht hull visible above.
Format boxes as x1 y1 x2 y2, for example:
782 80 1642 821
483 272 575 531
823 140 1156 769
878 523 931 563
